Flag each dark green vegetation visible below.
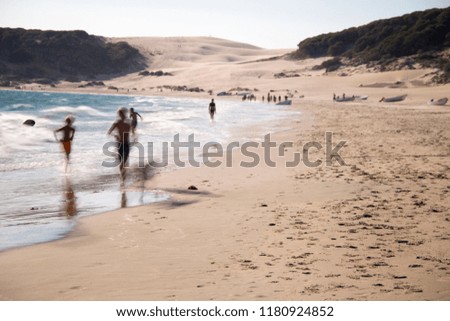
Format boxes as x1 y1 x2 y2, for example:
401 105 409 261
291 7 450 82
0 28 146 83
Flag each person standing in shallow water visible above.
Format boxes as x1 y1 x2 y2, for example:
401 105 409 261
54 115 75 172
209 99 216 120
129 107 143 137
108 108 131 182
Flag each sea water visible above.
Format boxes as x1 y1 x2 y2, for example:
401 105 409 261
0 90 295 251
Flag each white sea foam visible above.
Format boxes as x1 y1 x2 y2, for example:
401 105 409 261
41 105 109 117
0 113 55 157
11 103 34 110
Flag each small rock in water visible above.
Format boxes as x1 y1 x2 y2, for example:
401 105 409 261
23 119 35 126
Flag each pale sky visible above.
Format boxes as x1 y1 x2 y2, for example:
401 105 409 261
1 0 449 48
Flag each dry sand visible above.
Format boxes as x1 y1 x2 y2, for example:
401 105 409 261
0 37 449 300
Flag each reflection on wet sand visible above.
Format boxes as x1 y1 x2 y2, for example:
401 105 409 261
119 163 156 208
121 191 127 208
62 176 77 217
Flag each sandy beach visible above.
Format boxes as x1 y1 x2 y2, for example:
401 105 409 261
0 37 449 300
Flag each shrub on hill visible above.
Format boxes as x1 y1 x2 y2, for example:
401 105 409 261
0 28 147 82
292 7 450 62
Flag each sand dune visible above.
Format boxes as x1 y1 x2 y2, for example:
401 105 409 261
34 36 446 106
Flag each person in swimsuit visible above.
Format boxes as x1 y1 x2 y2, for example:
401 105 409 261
208 99 216 120
129 108 143 136
108 108 131 181
54 115 75 172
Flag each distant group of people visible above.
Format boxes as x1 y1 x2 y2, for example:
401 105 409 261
332 93 357 101
242 94 256 101
333 93 347 101
241 93 291 103
263 93 289 103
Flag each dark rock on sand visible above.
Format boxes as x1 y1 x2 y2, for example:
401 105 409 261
23 119 35 126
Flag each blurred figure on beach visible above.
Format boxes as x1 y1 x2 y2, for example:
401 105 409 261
108 107 131 182
54 115 75 172
209 98 216 120
129 107 143 138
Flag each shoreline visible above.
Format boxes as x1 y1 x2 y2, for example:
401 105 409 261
0 89 296 253
1 96 449 300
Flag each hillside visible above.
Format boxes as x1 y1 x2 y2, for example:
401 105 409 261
0 28 147 83
291 7 450 81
